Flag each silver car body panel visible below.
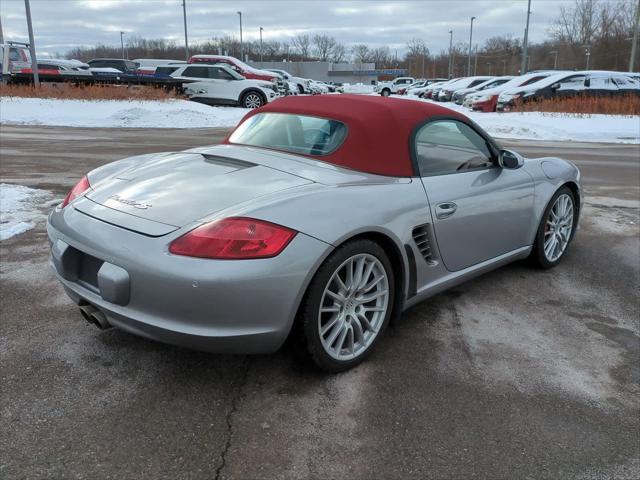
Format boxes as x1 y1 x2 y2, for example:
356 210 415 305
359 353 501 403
48 142 581 353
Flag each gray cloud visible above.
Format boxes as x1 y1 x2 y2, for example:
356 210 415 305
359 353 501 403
0 0 575 57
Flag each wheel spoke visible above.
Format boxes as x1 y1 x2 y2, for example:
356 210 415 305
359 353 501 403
325 290 346 305
347 327 355 354
357 312 373 332
363 306 386 313
362 274 384 293
326 318 345 346
345 259 354 291
544 236 556 258
335 324 349 353
320 305 340 314
320 313 340 336
358 260 376 290
333 274 348 294
352 256 366 291
356 289 388 303
351 316 365 343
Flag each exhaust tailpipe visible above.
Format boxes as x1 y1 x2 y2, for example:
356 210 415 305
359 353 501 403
79 305 97 324
89 310 112 330
79 305 112 330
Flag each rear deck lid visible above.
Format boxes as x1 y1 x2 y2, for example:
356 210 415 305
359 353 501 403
84 152 312 232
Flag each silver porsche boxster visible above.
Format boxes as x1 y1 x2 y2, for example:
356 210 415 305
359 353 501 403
48 95 581 372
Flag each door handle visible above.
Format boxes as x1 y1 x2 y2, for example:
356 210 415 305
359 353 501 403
435 202 457 219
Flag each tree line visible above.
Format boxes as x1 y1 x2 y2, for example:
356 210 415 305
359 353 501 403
65 0 639 77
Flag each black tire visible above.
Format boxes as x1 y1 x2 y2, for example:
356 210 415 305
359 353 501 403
301 239 395 373
241 90 265 108
530 186 576 269
297 84 305 94
380 89 391 97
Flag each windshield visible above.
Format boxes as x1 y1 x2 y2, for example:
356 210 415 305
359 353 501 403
229 113 348 156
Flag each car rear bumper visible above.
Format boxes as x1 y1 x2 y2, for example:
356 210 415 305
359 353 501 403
47 206 331 354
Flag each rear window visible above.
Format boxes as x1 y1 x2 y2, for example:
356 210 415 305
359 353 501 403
229 113 347 156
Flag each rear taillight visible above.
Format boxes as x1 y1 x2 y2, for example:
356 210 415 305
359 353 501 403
61 175 90 208
169 217 296 260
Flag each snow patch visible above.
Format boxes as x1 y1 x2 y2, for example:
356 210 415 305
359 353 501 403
0 184 56 240
342 83 375 94
0 97 249 129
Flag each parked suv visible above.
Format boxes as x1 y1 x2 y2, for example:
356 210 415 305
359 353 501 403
188 55 286 94
87 58 139 73
374 77 415 96
171 64 278 108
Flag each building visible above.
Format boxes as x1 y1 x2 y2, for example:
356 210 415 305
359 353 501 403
253 61 407 84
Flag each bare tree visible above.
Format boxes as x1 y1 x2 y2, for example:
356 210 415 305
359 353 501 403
313 34 337 61
292 34 311 60
552 0 600 45
405 38 429 58
370 46 392 68
331 44 347 63
352 44 371 64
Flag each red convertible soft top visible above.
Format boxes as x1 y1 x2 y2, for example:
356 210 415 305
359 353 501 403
227 95 466 177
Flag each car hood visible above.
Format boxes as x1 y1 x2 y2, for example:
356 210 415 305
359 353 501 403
83 151 313 233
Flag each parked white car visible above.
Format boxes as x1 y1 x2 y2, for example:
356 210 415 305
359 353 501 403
171 64 278 108
309 80 330 94
436 76 494 101
266 69 311 94
374 77 415 96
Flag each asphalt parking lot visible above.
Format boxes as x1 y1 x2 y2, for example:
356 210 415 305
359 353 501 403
1 125 639 479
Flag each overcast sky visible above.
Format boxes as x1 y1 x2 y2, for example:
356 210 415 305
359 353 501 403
1 0 579 58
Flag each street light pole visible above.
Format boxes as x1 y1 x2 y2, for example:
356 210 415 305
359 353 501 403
24 0 39 87
630 0 640 72
486 62 491 75
237 11 243 60
521 0 532 74
448 30 453 78
182 0 189 61
260 26 263 63
467 16 475 76
584 44 592 69
473 44 478 75
549 50 558 69
120 31 125 59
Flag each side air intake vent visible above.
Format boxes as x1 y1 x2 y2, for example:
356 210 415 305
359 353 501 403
412 225 437 265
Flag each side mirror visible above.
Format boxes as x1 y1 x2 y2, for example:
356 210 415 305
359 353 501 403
550 82 560 90
498 149 524 169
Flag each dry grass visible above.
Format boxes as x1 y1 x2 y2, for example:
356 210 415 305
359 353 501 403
0 83 179 101
515 94 640 116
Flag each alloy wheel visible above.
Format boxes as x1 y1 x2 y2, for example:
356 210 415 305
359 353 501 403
318 253 390 361
244 93 263 108
544 193 574 262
